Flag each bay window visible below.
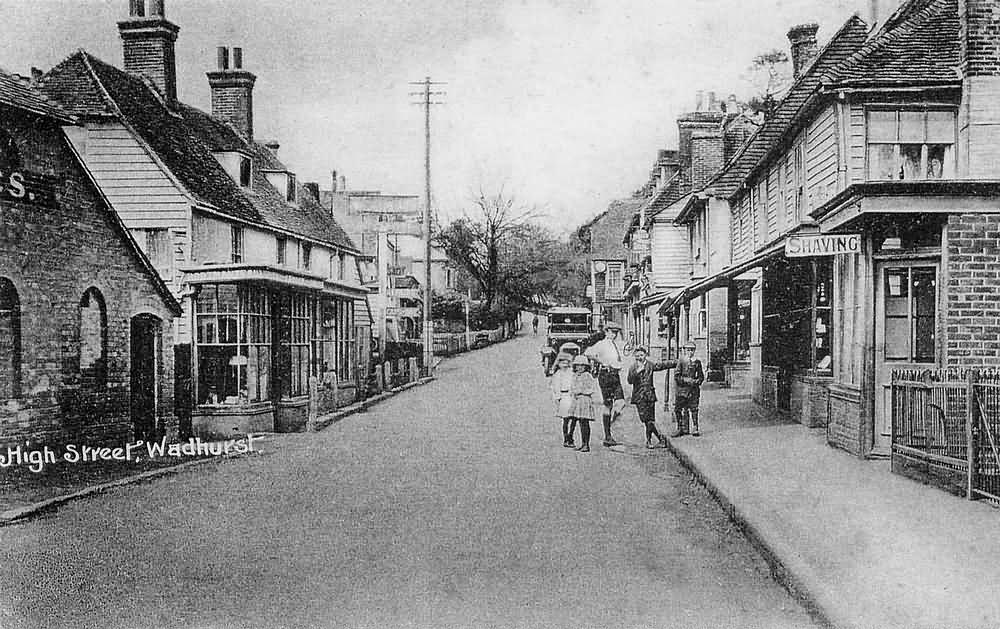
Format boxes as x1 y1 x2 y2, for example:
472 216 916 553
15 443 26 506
867 109 956 181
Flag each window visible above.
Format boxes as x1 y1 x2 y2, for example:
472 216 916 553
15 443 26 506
698 294 708 336
142 229 172 279
338 252 347 281
276 237 286 265
814 262 833 372
301 242 311 270
329 252 340 280
793 140 806 220
277 293 312 397
195 284 271 405
286 173 297 202
79 288 107 387
606 264 623 295
883 267 937 363
314 299 356 382
0 278 21 399
239 156 252 188
867 109 955 181
732 284 752 363
834 254 863 384
231 226 244 263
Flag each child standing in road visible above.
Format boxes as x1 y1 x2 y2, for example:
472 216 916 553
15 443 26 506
550 353 576 447
568 355 603 452
626 346 676 448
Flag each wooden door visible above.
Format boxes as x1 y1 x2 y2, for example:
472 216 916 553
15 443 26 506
873 262 938 455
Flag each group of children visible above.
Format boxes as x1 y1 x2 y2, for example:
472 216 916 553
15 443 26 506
549 342 702 452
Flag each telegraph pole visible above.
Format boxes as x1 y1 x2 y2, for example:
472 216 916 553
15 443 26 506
410 77 446 376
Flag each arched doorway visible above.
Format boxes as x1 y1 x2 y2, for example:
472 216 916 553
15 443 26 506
130 314 162 442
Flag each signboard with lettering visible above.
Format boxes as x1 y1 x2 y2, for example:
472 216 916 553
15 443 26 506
785 234 861 257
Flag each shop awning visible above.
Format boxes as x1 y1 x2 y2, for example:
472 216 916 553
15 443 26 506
181 264 367 298
658 243 784 314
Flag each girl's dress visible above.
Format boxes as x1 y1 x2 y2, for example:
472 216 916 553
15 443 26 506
550 367 574 418
568 371 603 420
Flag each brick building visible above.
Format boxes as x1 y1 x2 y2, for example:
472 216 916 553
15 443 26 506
578 196 643 330
38 0 370 438
0 69 180 450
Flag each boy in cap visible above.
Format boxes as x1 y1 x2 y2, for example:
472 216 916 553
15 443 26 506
626 346 677 448
672 341 705 437
584 320 627 447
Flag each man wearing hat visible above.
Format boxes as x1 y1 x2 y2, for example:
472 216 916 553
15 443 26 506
673 341 705 437
584 320 627 446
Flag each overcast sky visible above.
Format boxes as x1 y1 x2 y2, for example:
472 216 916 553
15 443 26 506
1 0 878 231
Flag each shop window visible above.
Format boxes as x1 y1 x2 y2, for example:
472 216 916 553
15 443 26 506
231 226 244 263
882 267 936 363
0 278 21 399
834 255 863 385
79 288 107 387
733 285 752 363
276 293 312 398
195 283 271 405
314 298 355 383
867 109 955 181
762 259 832 374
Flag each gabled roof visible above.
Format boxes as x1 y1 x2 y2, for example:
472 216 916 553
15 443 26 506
642 170 690 228
706 15 871 199
39 51 357 253
583 197 644 260
0 68 75 122
824 0 960 88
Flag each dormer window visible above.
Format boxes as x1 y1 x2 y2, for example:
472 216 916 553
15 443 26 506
239 156 252 187
213 151 253 189
263 170 297 204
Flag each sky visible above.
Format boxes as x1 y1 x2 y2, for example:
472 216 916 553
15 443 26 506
0 0 879 232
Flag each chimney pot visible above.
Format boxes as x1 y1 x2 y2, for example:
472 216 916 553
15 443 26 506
207 46 256 141
708 91 717 111
217 46 229 71
233 47 243 70
129 0 145 17
119 0 179 102
695 90 704 111
788 23 820 79
331 170 339 192
339 175 347 192
30 67 43 83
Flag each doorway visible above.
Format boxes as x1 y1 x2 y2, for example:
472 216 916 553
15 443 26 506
130 314 161 442
873 261 938 455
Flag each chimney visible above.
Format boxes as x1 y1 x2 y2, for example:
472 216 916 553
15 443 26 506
118 0 180 101
207 45 257 141
707 91 717 112
339 175 346 192
726 93 739 114
690 130 725 190
303 182 320 202
788 23 820 80
695 90 704 111
264 140 280 155
958 0 1000 177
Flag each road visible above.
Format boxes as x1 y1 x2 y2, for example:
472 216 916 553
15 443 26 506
0 332 820 629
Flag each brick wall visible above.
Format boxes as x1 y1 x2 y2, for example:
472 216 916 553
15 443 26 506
119 20 178 101
946 213 1000 368
0 109 177 449
827 386 863 456
207 71 256 141
960 0 1000 77
691 132 725 190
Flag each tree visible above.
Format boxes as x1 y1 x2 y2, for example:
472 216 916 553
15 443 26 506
743 49 792 118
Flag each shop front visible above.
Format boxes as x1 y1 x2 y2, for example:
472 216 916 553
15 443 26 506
185 268 362 438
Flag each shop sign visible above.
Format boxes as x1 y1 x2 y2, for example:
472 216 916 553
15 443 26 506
785 233 860 257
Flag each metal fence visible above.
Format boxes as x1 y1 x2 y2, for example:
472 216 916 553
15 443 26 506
891 368 1000 502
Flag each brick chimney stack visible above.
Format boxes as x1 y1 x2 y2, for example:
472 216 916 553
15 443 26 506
207 46 257 141
958 0 1000 177
788 23 820 79
118 0 179 101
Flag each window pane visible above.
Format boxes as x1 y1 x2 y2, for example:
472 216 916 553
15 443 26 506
900 144 922 180
218 284 238 313
196 285 217 313
927 111 955 144
927 144 951 179
885 317 910 360
868 111 897 142
869 145 897 180
899 111 925 143
913 269 936 362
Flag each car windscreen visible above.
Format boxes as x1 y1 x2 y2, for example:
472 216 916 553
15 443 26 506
548 314 589 332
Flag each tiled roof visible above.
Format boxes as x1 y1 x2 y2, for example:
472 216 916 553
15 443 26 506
39 51 357 252
825 0 960 87
586 197 644 260
0 67 74 122
643 170 690 226
707 15 871 199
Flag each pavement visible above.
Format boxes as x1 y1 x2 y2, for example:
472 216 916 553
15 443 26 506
0 332 820 629
660 381 1000 629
